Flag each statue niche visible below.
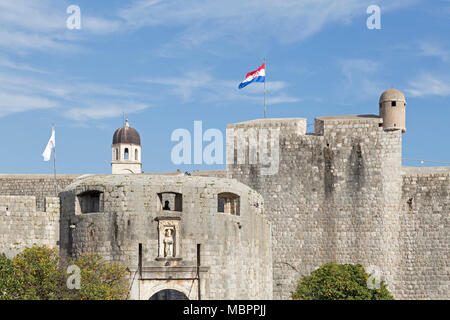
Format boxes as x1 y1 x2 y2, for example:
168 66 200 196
156 217 181 260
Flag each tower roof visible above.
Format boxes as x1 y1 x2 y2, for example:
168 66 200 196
112 119 141 145
379 88 406 103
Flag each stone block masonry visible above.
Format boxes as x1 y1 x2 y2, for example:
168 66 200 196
59 174 273 300
0 196 60 257
398 167 450 299
0 174 80 211
227 115 449 300
0 111 448 300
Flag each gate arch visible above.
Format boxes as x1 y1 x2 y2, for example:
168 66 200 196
149 289 189 300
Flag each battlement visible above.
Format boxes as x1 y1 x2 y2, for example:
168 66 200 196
314 114 382 136
227 118 307 135
0 174 80 211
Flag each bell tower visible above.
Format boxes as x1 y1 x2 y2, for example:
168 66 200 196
111 119 142 174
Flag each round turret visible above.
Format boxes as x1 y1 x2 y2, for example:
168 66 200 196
379 88 406 133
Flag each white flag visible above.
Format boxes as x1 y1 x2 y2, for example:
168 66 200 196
42 127 55 161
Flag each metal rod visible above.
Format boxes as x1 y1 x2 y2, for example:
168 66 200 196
52 123 57 197
138 243 142 278
264 57 266 118
197 243 201 300
402 158 450 165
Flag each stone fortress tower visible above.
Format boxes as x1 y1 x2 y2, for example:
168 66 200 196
227 88 449 300
0 88 448 300
111 119 142 174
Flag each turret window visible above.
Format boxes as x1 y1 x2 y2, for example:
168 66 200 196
391 101 396 107
218 192 240 215
124 148 129 160
135 149 138 161
77 190 104 214
158 192 182 212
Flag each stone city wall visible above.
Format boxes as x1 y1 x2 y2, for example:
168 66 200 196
227 116 410 299
396 167 450 299
0 196 60 257
0 174 80 211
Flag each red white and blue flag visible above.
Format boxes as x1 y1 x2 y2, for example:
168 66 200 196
238 62 265 89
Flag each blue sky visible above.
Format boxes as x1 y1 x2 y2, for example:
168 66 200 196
0 0 449 174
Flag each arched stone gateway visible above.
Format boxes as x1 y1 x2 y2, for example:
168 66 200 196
149 289 189 300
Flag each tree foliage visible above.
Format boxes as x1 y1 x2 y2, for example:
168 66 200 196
0 253 21 300
0 245 128 300
291 262 394 300
72 253 128 300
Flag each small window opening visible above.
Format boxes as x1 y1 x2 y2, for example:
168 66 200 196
124 148 129 160
218 192 240 215
158 192 182 212
77 190 103 213
392 101 396 107
116 148 119 161
135 149 139 161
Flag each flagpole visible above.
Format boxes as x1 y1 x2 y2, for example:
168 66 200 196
264 57 266 118
52 123 57 197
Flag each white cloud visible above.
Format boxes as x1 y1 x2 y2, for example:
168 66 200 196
340 58 380 82
0 0 65 32
0 0 419 53
406 73 450 97
0 91 57 117
418 41 450 62
139 71 299 106
118 0 418 47
64 102 149 121
0 55 47 73
0 0 122 52
337 58 386 98
0 69 150 120
82 16 122 35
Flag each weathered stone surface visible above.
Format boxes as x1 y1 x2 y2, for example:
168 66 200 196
0 196 60 257
59 174 273 300
227 116 449 300
0 114 448 300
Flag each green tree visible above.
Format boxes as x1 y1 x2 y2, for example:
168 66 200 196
12 245 66 300
291 262 394 300
0 253 21 300
0 245 129 300
70 253 128 300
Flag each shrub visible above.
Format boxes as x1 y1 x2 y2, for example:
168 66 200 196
0 245 129 300
291 262 394 300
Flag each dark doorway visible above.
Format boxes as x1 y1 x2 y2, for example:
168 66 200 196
149 289 188 300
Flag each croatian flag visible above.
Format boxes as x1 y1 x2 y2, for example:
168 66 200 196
238 62 265 89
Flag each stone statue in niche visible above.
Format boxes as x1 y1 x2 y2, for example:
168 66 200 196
156 218 181 259
163 228 174 257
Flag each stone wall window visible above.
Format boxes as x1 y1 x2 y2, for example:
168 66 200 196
116 148 119 160
158 192 182 212
218 192 240 215
135 149 139 161
392 101 396 107
77 190 103 213
124 148 129 160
